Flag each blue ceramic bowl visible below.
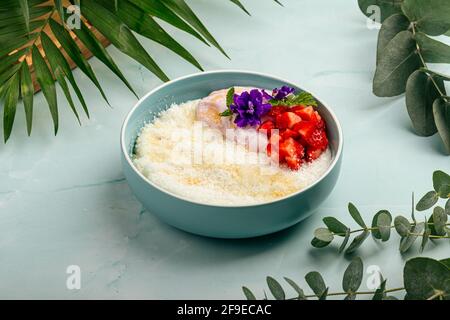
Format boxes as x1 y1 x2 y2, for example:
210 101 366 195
121 70 343 238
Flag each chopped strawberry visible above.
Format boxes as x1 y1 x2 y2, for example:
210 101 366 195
293 121 316 141
291 106 315 121
306 147 323 162
267 105 287 119
276 112 302 129
258 120 275 137
279 138 304 170
280 128 299 140
305 129 328 150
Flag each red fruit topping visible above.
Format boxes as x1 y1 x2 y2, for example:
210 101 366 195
279 138 304 170
280 128 299 140
293 121 316 140
305 129 328 150
276 112 302 129
306 147 323 162
267 105 287 119
291 106 315 121
258 120 275 137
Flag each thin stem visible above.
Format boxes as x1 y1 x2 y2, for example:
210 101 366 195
411 23 449 102
332 222 450 237
295 287 405 299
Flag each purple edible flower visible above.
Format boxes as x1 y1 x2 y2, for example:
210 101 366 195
272 86 295 100
230 89 272 128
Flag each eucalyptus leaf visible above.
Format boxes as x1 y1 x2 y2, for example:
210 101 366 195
416 191 439 211
319 288 329 300
373 31 421 97
415 32 450 64
284 277 306 300
348 203 367 228
377 14 410 65
345 230 370 254
266 276 285 300
433 99 450 154
313 228 334 243
305 271 327 298
405 70 444 136
372 210 392 241
421 222 431 252
402 0 450 36
358 0 403 22
432 206 448 236
404 257 450 300
344 293 356 300
342 257 364 294
242 287 256 300
400 222 425 253
446 199 450 215
323 217 348 235
339 229 351 253
394 215 411 237
441 258 450 269
372 279 387 300
433 170 450 198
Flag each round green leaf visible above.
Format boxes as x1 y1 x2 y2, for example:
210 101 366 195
400 222 424 253
416 191 439 211
311 237 331 248
323 217 348 235
415 32 450 64
373 30 421 97
342 257 364 293
372 210 392 241
377 14 411 65
345 230 370 254
305 271 327 297
405 70 443 136
266 276 285 300
433 170 450 198
313 228 334 243
445 199 450 215
402 0 450 36
433 99 450 155
394 215 411 237
242 286 256 300
404 257 450 300
348 203 367 228
432 206 448 236
284 277 306 300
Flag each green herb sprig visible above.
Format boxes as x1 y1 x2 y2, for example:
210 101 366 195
268 91 318 107
243 256 450 300
311 170 450 254
219 87 235 117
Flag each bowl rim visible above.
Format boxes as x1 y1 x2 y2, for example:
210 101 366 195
121 69 343 208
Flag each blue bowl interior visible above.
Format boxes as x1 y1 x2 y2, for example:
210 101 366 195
124 71 340 171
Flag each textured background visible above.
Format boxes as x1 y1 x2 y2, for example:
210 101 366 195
0 0 449 299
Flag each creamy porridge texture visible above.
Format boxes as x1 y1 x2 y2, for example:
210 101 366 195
133 95 332 206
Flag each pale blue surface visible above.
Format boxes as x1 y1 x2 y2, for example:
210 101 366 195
0 0 449 299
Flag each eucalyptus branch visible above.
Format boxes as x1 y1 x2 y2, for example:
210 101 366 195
242 256 450 300
311 170 450 254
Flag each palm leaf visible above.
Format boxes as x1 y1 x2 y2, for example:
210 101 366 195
20 61 33 135
0 0 280 142
31 45 58 134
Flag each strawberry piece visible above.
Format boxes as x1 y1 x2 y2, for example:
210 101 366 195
280 128 299 140
279 138 304 170
267 105 287 119
258 120 275 137
276 112 302 129
291 106 315 121
305 129 328 150
293 121 316 141
306 147 323 162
